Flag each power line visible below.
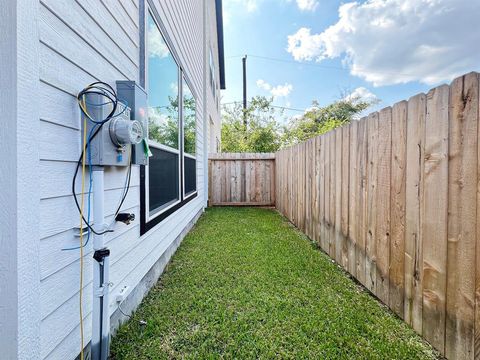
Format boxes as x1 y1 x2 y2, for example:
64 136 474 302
249 54 348 72
271 104 305 113
227 53 418 77
222 100 306 113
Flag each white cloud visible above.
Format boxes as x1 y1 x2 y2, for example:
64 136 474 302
256 79 293 97
343 87 378 104
296 0 318 12
170 82 179 94
224 0 260 13
256 79 272 91
287 28 323 62
148 26 170 59
271 83 293 97
287 0 480 86
286 0 318 12
225 0 317 16
305 106 318 112
245 0 259 12
148 107 168 126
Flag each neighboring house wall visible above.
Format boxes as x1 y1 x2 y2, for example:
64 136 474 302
1 1 223 359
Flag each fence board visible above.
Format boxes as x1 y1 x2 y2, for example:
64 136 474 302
310 139 316 241
335 130 343 265
390 101 407 318
357 118 368 286
330 131 337 258
324 134 331 253
405 93 426 333
422 85 449 354
376 107 392 304
366 112 379 293
341 126 350 270
301 142 306 232
289 146 294 222
319 136 326 251
446 73 478 360
349 121 358 276
312 139 317 240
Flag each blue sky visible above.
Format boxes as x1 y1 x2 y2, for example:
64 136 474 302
221 0 480 120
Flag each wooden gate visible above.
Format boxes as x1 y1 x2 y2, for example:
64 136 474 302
208 153 275 206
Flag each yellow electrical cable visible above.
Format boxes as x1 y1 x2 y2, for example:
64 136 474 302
79 100 95 123
79 101 88 360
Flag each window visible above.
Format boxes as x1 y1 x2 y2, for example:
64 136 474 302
209 48 216 98
183 78 196 156
182 77 197 197
146 13 181 219
141 9 198 233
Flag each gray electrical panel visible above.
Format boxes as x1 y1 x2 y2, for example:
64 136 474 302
82 94 133 166
116 81 149 166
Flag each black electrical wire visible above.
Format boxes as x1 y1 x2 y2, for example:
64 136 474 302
114 154 133 219
72 126 113 236
118 302 132 319
77 82 118 124
72 81 132 236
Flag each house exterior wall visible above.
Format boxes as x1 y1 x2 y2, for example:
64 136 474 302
206 0 223 154
0 1 223 359
0 1 41 359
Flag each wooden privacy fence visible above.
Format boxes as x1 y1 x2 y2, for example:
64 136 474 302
275 72 480 360
208 153 275 206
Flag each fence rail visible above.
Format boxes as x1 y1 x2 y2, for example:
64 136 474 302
275 72 480 360
208 153 275 206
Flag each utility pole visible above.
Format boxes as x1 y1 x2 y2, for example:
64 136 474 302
242 55 247 128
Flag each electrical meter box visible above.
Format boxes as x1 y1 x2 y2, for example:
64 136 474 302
82 94 134 167
116 81 149 166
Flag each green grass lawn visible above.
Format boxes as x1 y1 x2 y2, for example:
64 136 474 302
111 207 438 359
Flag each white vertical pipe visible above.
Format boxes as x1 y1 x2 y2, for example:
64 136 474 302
92 166 105 251
91 166 110 360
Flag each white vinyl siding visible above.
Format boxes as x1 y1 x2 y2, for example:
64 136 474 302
36 0 211 358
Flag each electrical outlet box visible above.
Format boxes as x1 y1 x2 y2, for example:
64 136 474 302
116 81 149 166
82 93 132 166
116 285 130 303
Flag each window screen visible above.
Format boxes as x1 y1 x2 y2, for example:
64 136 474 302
148 147 179 214
184 156 196 196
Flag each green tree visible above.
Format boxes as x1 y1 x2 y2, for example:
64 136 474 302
183 95 197 155
221 92 378 152
148 94 197 154
221 96 284 153
149 95 179 149
282 96 377 146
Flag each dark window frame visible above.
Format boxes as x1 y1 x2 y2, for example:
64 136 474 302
140 0 198 235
